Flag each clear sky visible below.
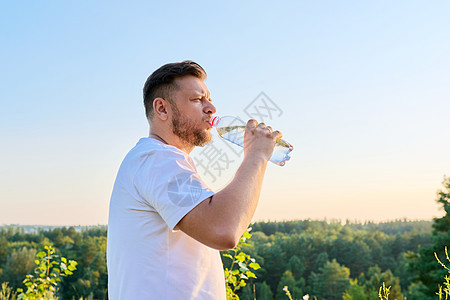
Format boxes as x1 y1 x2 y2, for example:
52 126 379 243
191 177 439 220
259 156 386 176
1 1 449 225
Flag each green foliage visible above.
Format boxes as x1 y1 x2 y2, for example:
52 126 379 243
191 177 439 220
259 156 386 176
434 246 450 299
223 229 261 300
281 286 294 300
16 245 77 300
0 237 8 267
343 279 368 300
357 265 403 299
0 282 17 300
1 248 36 289
380 245 450 300
309 259 350 300
405 282 429 300
276 270 304 300
286 256 304 280
378 282 391 300
281 286 310 300
252 219 432 237
250 218 430 297
0 219 437 299
0 226 107 299
409 176 450 297
258 282 274 300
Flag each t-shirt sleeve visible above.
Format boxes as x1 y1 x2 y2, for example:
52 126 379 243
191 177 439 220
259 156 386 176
134 148 214 230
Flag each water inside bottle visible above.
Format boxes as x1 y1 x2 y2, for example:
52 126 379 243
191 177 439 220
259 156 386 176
216 124 293 166
271 142 293 166
216 125 246 147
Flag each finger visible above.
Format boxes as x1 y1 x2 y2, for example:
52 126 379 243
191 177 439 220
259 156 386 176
256 122 267 129
272 130 283 139
246 119 258 129
266 126 273 133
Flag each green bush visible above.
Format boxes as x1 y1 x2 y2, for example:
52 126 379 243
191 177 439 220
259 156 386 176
17 246 77 300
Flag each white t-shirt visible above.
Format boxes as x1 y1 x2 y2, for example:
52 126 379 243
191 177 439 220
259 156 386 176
107 138 226 300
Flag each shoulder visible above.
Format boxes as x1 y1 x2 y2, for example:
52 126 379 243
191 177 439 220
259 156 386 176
127 138 185 159
129 138 195 172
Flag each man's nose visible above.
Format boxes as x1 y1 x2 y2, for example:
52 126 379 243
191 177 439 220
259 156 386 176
205 101 216 115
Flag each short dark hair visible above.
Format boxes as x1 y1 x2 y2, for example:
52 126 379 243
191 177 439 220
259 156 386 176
143 60 207 119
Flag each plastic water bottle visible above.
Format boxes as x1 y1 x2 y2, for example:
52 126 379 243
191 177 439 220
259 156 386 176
211 116 294 166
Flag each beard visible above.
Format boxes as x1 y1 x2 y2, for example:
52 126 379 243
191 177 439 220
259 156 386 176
170 103 212 147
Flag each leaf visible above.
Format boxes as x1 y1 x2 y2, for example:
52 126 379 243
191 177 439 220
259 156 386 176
68 265 76 271
249 262 261 270
223 254 234 260
36 251 46 258
238 262 248 272
236 252 246 263
245 270 256 278
61 257 67 264
243 231 252 239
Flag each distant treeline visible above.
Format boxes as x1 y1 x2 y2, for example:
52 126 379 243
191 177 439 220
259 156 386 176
0 219 434 299
225 219 433 299
251 218 432 236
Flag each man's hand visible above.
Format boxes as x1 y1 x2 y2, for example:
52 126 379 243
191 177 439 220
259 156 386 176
244 119 283 162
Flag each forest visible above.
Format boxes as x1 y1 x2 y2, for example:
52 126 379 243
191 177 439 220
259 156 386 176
0 176 449 299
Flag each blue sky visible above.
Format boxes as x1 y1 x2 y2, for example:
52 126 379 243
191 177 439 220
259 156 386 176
1 1 449 225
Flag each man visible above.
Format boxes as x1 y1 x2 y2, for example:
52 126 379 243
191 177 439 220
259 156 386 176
107 61 282 299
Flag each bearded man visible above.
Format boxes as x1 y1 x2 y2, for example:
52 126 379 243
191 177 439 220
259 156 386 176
107 61 282 299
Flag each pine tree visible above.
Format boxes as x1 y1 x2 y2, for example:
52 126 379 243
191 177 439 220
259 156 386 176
309 259 350 300
2 247 36 289
342 279 368 300
276 270 303 300
358 265 403 300
409 176 450 298
258 281 274 300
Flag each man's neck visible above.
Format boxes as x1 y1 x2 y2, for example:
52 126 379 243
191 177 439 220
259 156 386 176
149 129 194 154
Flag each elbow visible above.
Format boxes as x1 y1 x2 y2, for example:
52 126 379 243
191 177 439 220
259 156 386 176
213 229 240 250
178 218 240 250
218 236 239 251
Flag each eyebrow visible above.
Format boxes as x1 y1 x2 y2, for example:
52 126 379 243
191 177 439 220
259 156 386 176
193 90 211 101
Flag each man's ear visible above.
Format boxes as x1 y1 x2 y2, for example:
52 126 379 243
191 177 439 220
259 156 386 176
153 98 169 121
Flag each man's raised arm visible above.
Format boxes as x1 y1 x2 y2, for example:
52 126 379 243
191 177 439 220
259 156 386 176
176 119 282 250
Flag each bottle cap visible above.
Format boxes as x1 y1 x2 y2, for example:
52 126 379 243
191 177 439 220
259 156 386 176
211 116 220 127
